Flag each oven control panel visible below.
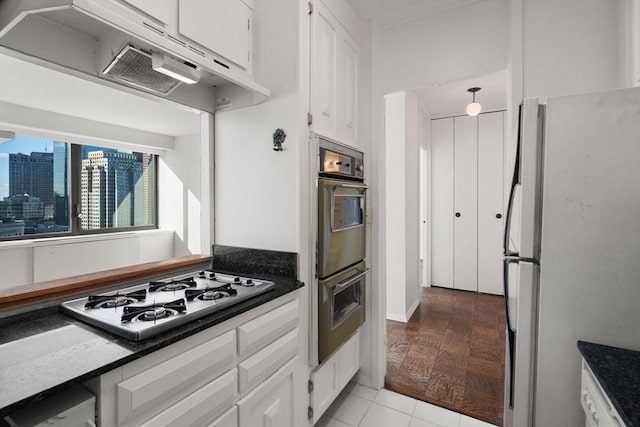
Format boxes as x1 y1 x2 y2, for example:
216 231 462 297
318 136 364 180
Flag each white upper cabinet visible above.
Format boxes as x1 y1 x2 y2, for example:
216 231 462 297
113 0 253 72
311 0 360 146
179 0 252 70
120 0 177 26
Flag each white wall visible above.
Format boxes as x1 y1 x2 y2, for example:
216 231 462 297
379 0 509 94
159 125 211 257
214 0 300 253
383 90 421 322
521 0 620 99
384 92 407 321
418 105 431 288
404 91 420 315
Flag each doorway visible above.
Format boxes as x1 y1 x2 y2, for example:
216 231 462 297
381 73 509 426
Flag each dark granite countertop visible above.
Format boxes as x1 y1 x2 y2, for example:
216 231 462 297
578 341 640 426
0 245 303 418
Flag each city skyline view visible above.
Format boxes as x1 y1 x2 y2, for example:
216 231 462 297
0 134 155 238
0 135 54 199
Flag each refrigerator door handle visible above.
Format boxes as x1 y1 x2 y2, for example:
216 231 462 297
503 257 518 409
504 104 523 257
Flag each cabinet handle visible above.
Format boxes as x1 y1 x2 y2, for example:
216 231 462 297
455 212 461 218
496 213 502 219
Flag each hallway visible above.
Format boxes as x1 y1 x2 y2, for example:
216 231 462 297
385 287 506 426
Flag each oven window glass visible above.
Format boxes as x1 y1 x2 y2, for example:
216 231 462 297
332 278 362 328
332 194 364 231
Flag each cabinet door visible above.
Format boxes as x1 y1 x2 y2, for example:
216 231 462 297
453 115 478 292
478 112 504 295
237 358 296 427
309 351 339 424
178 0 251 69
337 30 358 144
311 0 339 138
121 0 177 25
338 331 359 386
430 118 454 288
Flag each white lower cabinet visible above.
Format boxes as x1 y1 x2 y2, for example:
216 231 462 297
139 369 237 427
310 330 360 424
238 328 299 395
208 407 238 427
88 296 300 427
237 357 297 427
580 360 625 427
117 330 236 425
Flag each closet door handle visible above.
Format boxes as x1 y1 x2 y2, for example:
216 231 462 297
455 212 461 218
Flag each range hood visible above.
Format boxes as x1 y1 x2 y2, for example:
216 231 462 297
0 0 270 113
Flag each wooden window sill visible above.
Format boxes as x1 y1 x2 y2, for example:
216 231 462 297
0 255 212 311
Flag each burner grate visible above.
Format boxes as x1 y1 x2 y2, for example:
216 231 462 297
149 278 197 292
121 299 187 322
85 289 147 309
185 284 238 301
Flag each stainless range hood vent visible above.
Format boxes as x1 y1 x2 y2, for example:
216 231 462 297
0 0 270 112
102 45 180 95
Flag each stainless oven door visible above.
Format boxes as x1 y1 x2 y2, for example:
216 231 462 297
318 177 366 279
318 261 368 362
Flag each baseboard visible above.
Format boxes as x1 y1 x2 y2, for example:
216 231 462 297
386 312 407 322
386 298 420 323
405 299 419 320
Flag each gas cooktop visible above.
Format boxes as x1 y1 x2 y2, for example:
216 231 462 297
60 270 275 341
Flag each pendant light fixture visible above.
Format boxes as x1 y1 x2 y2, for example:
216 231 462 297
466 87 482 116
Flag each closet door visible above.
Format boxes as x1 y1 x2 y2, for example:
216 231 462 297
430 118 454 288
453 116 478 292
478 112 504 294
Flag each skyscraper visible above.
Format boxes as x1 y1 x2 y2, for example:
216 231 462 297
80 151 144 230
8 153 31 197
9 151 54 219
53 142 69 226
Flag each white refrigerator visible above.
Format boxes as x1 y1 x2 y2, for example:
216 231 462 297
503 87 640 427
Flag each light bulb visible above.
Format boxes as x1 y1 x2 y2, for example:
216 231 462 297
466 102 482 116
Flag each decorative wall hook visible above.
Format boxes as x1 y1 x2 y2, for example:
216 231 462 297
273 128 286 151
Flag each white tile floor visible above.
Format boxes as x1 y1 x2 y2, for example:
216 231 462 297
316 382 497 427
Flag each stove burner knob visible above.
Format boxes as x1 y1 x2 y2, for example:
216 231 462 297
198 271 205 277
208 272 216 279
233 277 241 283
246 279 253 286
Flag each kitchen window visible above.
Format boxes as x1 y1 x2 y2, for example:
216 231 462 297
0 134 156 240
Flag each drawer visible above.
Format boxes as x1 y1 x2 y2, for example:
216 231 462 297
207 406 238 427
238 328 299 395
139 369 237 427
117 330 236 425
581 362 624 427
237 299 298 358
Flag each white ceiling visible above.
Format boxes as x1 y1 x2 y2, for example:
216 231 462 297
0 54 201 137
413 70 507 118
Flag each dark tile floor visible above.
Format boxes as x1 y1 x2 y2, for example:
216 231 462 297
385 286 506 426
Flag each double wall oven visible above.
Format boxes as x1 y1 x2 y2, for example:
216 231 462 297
316 135 368 362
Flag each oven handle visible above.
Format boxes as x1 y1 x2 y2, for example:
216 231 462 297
334 183 368 190
332 268 370 294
